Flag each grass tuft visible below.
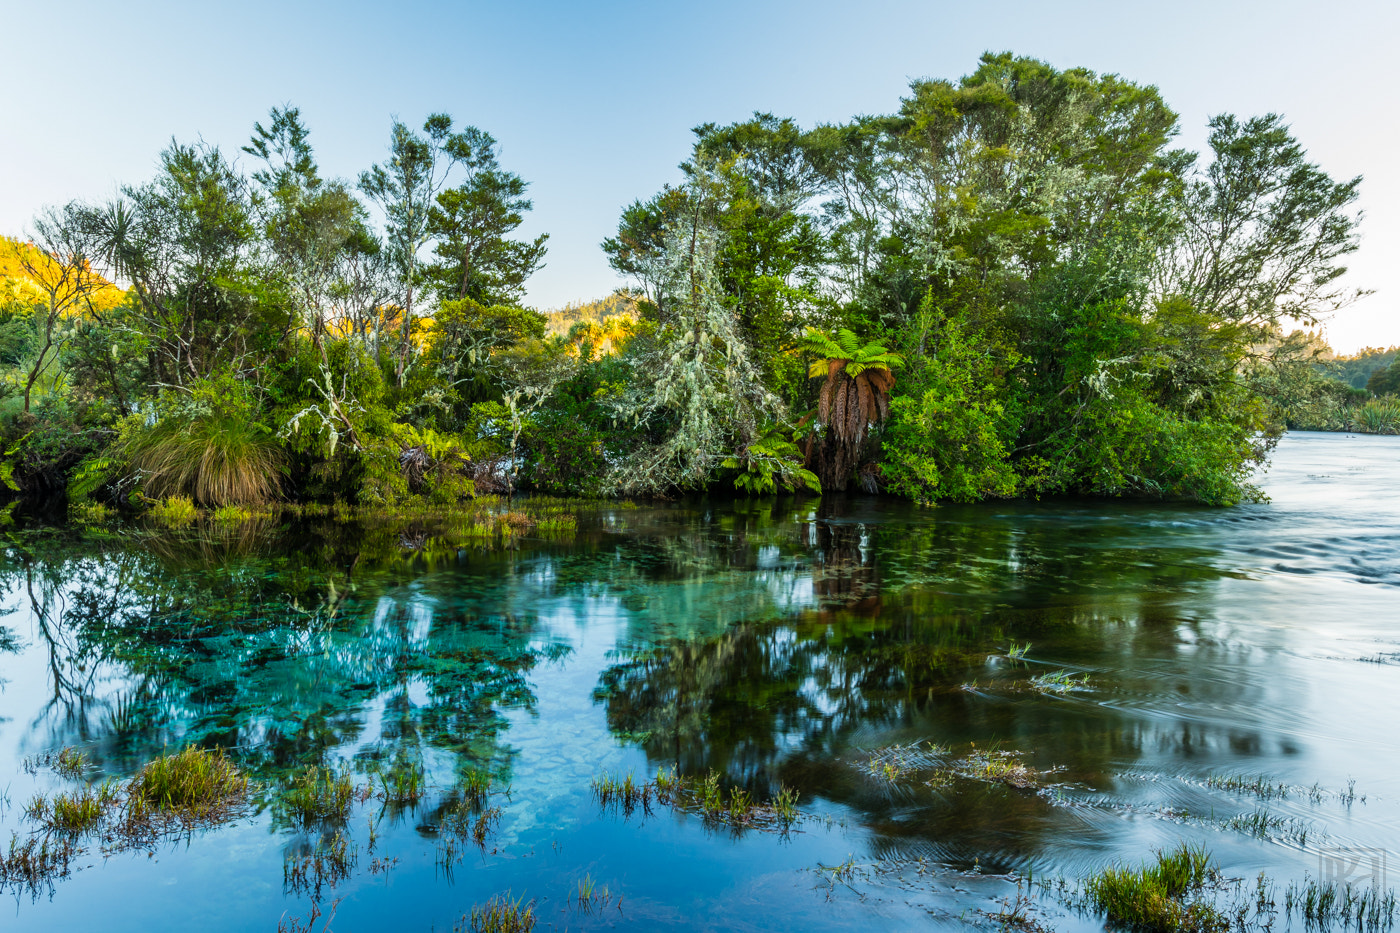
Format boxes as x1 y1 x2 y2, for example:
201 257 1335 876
1085 844 1224 933
123 406 282 507
282 765 356 826
463 892 537 933
129 745 248 815
150 495 199 525
377 757 425 808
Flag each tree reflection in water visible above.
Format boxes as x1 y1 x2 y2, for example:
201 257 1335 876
0 518 560 788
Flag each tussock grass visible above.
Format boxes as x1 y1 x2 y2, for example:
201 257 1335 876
123 412 282 507
463 892 536 933
1085 844 1223 933
129 746 248 815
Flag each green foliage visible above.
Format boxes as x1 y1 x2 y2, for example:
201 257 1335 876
722 426 820 495
150 496 198 525
1084 844 1225 933
1367 359 1400 397
801 327 903 492
0 64 1369 513
66 455 120 501
119 375 283 507
883 312 1016 503
129 746 249 815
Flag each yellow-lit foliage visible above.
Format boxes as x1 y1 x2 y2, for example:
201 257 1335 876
0 236 126 313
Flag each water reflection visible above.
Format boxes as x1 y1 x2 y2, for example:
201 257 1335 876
0 434 1396 932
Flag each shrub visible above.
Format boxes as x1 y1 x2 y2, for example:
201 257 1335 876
119 375 282 507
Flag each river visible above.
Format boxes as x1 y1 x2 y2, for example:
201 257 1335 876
0 431 1395 931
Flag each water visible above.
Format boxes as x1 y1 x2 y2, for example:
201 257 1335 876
0 431 1396 930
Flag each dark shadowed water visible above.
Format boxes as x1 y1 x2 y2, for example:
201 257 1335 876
0 431 1396 931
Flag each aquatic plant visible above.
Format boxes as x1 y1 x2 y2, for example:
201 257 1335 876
282 765 357 826
463 892 537 933
150 495 199 525
1286 876 1397 930
212 504 255 522
53 746 89 778
0 832 77 894
284 831 355 899
1205 773 1288 800
459 769 493 803
43 782 120 833
591 771 653 816
1223 810 1312 845
573 873 615 912
1029 669 1090 694
377 757 425 807
129 745 249 815
534 515 577 536
1084 844 1224 933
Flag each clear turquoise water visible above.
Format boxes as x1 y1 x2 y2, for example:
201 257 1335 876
0 431 1396 931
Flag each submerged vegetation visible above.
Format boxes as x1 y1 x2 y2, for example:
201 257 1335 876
0 52 1377 514
591 767 801 830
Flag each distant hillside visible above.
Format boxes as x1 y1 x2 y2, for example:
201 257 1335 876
544 292 638 336
0 236 126 312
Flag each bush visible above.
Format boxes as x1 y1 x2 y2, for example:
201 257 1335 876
883 314 1018 504
119 374 282 507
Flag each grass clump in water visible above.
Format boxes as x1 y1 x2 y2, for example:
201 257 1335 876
1205 773 1288 800
283 831 355 900
282 765 356 826
0 832 77 893
463 892 536 933
129 746 248 815
1030 669 1090 694
39 782 121 834
377 757 425 807
1286 876 1398 930
535 515 577 537
591 771 653 816
53 747 89 779
1085 843 1224 933
149 495 199 525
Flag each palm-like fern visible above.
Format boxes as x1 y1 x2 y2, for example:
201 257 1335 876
802 328 903 491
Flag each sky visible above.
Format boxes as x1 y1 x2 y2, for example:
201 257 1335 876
2 0 1396 353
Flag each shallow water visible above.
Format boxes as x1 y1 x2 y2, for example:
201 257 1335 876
0 431 1396 931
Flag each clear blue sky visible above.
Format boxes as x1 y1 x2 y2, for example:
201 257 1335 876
4 0 1395 352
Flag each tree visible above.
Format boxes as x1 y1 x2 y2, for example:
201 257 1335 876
1368 359 1400 397
244 106 372 355
607 170 784 496
17 205 114 412
359 114 477 385
82 142 281 387
800 328 902 492
425 127 548 307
